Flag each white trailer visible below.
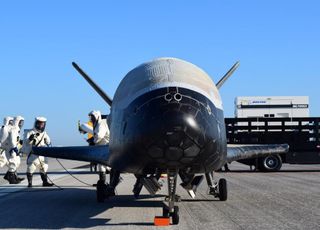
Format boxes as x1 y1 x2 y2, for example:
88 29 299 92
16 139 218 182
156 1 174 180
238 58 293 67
235 96 309 118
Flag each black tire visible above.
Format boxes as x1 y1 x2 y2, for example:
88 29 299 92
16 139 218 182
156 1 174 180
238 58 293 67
259 154 282 172
162 206 169 217
218 178 227 201
172 206 179 225
96 180 106 203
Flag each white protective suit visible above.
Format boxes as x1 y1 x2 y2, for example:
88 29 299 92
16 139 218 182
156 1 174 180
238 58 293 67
24 118 51 174
0 116 14 149
88 110 110 173
0 116 14 167
90 111 110 145
1 116 24 172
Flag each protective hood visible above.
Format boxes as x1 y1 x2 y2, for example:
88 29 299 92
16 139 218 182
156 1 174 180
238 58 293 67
88 110 101 127
34 116 47 133
3 116 14 126
13 116 24 130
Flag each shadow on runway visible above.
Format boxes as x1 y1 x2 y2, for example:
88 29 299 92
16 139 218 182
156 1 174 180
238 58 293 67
0 188 164 228
181 198 217 202
218 169 320 173
0 171 96 177
2 167 319 178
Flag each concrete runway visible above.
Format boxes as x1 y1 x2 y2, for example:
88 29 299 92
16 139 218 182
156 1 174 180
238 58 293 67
0 158 320 229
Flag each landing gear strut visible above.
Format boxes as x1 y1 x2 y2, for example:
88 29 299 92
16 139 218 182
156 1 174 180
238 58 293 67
161 170 180 225
205 172 228 201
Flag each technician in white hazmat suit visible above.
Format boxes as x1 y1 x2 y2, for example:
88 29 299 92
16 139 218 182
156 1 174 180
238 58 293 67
3 117 14 126
24 117 53 187
87 110 110 181
90 110 120 197
0 116 14 168
2 116 25 184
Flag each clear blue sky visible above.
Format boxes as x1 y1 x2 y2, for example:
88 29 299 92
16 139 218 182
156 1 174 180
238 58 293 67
1 1 319 145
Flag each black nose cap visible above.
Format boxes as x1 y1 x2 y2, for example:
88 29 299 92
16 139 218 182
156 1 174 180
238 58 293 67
145 112 204 166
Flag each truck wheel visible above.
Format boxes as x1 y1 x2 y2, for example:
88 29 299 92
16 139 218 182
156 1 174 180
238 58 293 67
259 154 282 172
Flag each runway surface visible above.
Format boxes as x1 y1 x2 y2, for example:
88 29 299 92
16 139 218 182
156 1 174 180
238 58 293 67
0 158 319 229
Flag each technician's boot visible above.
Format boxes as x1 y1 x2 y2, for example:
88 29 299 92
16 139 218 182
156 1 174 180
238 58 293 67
15 172 25 182
27 173 33 187
7 171 21 184
40 173 54 187
3 171 9 180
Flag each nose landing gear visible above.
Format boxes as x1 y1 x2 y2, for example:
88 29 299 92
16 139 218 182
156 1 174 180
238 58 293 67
154 169 180 225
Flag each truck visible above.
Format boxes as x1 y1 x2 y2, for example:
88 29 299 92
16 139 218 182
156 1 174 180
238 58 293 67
225 117 320 171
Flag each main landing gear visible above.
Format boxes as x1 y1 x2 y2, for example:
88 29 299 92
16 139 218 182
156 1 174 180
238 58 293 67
205 172 227 201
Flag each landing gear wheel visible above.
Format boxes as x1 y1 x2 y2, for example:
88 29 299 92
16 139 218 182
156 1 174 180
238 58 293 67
171 206 180 225
162 206 169 217
218 178 227 201
96 180 106 203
